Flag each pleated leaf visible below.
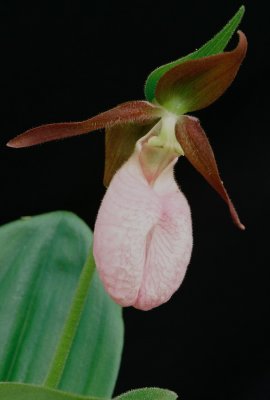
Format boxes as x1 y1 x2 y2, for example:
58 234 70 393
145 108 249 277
0 383 178 400
0 211 124 398
144 5 245 101
0 382 96 400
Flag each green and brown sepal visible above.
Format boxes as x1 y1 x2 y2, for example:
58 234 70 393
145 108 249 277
155 31 247 115
144 6 245 101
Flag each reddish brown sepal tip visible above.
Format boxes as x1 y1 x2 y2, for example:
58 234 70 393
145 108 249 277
6 101 162 148
176 116 245 230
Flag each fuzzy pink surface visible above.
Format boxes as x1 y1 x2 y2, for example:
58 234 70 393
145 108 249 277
93 144 193 311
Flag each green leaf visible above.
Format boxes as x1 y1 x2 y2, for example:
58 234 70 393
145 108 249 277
115 388 178 400
0 211 124 398
0 382 97 400
0 383 177 400
144 5 245 102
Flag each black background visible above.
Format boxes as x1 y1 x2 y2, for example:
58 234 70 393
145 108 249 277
0 1 269 399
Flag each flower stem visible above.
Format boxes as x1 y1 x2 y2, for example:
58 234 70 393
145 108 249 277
43 245 95 389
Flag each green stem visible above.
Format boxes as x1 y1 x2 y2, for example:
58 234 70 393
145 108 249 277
43 245 95 389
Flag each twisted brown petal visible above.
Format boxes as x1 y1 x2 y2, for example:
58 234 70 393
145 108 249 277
104 121 157 187
156 31 247 115
7 101 162 148
176 116 245 230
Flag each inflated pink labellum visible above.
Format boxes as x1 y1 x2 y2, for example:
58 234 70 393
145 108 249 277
175 115 245 230
94 135 193 311
155 31 247 114
7 101 162 148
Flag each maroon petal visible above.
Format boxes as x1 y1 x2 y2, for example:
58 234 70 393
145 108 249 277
156 31 247 115
104 121 157 187
176 116 245 230
7 101 162 148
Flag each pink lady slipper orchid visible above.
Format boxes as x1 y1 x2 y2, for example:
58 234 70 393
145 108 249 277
94 116 193 310
7 17 247 310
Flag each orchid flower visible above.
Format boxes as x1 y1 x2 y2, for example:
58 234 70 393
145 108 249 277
7 20 247 310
